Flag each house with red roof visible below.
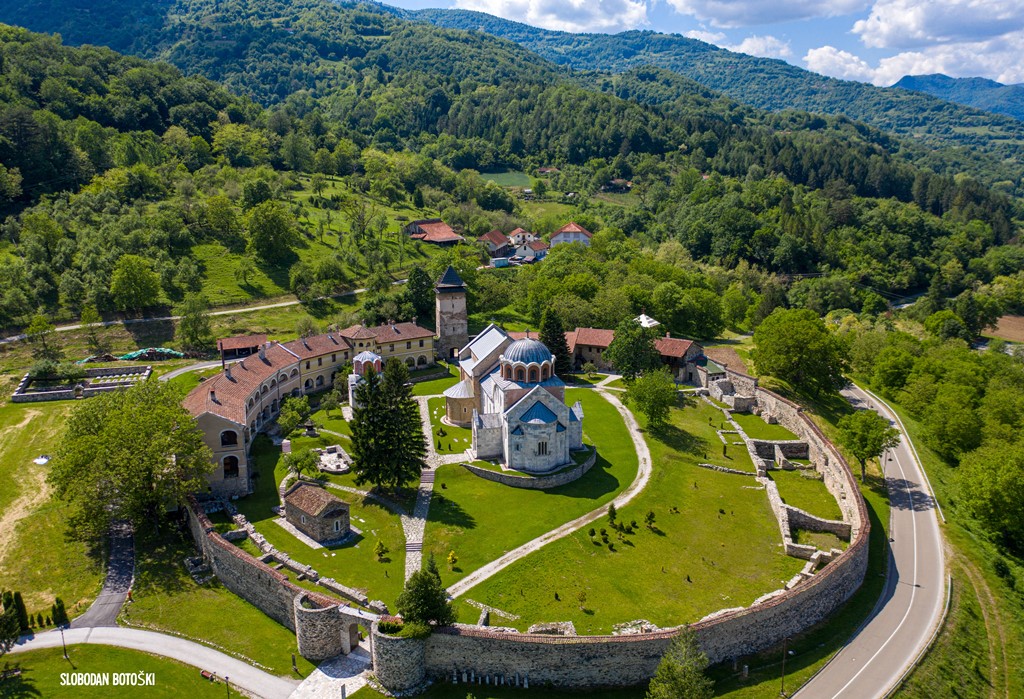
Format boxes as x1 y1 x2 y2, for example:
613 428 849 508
550 222 592 248
479 229 512 258
507 227 537 246
515 239 549 262
403 219 464 246
565 323 705 380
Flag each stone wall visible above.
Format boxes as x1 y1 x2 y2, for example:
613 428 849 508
11 366 152 403
371 371 871 694
184 498 376 661
461 449 596 490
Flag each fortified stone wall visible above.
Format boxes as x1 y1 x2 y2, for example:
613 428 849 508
371 373 870 694
461 449 597 490
184 498 374 661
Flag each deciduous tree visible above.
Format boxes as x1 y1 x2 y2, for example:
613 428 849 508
110 254 161 313
647 628 713 699
751 308 848 395
245 200 297 260
605 318 660 381
837 409 900 481
175 293 213 352
48 381 213 540
627 368 677 431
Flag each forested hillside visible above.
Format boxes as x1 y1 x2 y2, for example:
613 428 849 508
410 8 1024 195
894 74 1024 122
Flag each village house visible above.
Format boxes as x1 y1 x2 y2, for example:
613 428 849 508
565 322 707 381
283 481 350 544
479 229 512 258
403 219 464 246
550 222 592 247
507 227 537 246
515 239 549 262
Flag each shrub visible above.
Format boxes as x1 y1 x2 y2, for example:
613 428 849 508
377 619 404 635
398 621 432 639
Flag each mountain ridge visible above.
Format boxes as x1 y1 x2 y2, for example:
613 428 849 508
893 74 1024 122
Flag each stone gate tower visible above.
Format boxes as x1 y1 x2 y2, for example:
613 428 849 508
435 265 468 359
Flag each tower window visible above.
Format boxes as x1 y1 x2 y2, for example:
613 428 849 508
538 442 548 456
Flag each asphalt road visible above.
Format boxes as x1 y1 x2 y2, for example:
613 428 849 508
70 521 134 629
794 384 946 699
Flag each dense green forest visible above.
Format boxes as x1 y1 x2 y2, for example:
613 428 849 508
894 74 1024 123
411 8 1024 196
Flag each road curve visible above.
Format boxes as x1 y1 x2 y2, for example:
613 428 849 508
795 384 946 699
8 627 298 699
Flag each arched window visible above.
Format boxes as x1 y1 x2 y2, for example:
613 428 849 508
304 379 313 390
515 367 525 382
260 385 268 395
247 398 254 409
223 455 239 478
541 364 550 380
279 373 288 382
417 355 426 366
270 378 277 388
250 421 256 433
528 367 538 383
220 430 238 447
271 399 279 413
405 357 415 367
315 375 325 387
290 368 299 377
503 365 512 380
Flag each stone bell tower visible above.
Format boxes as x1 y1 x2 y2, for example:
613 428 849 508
435 266 468 359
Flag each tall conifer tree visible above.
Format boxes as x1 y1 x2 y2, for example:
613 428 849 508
539 310 573 377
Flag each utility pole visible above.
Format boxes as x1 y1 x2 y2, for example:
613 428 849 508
780 636 789 697
60 625 68 660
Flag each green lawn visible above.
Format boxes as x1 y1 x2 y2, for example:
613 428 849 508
565 373 605 386
469 307 535 334
450 396 792 633
427 397 473 452
1 645 235 698
481 170 531 187
731 412 798 441
122 527 316 677
769 469 843 521
0 402 104 619
233 437 406 607
412 363 460 396
352 685 645 699
426 390 634 586
166 365 223 393
689 399 757 472
792 529 848 551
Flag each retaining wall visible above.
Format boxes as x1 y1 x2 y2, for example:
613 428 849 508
460 449 597 490
371 372 870 693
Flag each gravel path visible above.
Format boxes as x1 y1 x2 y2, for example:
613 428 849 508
446 388 652 598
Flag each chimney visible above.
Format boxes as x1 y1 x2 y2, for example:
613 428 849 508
666 332 670 338
209 389 217 403
225 366 233 381
259 345 266 361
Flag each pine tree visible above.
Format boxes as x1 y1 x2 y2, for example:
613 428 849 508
539 309 573 377
351 360 426 491
396 569 456 627
12 592 28 632
51 597 69 627
0 596 18 656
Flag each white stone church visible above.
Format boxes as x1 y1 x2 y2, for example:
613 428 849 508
443 324 584 473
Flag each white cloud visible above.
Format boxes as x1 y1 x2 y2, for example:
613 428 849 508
803 45 877 82
731 34 792 58
453 0 649 32
805 33 1024 86
666 0 869 28
684 29 727 43
853 0 1024 49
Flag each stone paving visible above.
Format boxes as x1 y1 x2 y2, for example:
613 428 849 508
289 646 372 698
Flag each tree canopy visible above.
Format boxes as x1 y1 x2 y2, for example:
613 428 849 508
837 409 900 481
752 308 848 395
646 628 713 699
606 318 661 381
539 309 573 377
627 367 677 431
48 380 213 540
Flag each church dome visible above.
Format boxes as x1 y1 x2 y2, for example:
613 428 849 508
502 338 553 366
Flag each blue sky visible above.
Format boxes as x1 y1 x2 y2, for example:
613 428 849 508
384 0 1024 86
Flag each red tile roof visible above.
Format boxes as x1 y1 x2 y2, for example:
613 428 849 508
655 336 695 359
217 334 267 352
552 222 592 239
566 327 615 352
526 240 549 252
408 219 464 244
371 322 435 343
479 229 510 247
281 333 349 359
183 343 298 425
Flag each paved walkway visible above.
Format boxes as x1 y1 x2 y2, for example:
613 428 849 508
8 627 299 699
71 520 134 629
447 388 653 598
289 647 372 698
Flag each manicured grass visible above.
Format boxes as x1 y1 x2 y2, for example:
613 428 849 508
0 401 104 618
603 378 628 390
166 365 222 393
769 469 843 521
122 527 316 677
427 397 473 452
1 645 233 698
233 437 406 607
689 399 757 472
425 390 636 587
453 397 795 633
564 373 605 386
411 363 460 396
731 412 798 441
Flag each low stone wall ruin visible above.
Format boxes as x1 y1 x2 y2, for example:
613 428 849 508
460 448 597 490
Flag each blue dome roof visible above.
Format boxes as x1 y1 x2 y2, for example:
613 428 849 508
502 338 553 365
